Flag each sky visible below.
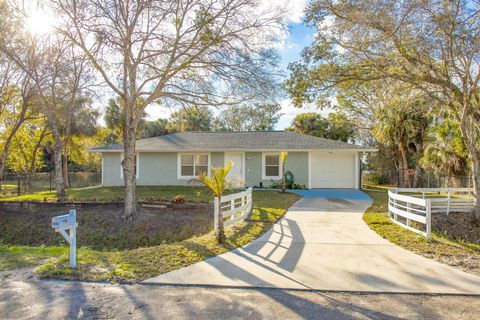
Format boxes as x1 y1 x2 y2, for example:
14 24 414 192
145 1 328 130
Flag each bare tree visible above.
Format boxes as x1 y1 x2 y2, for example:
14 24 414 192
52 0 284 219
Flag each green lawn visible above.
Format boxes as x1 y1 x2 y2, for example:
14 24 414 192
363 188 480 276
1 188 301 282
0 185 217 202
0 245 67 270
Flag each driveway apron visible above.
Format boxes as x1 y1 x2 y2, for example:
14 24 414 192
146 189 480 294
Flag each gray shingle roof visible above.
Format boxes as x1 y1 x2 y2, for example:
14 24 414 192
90 131 372 152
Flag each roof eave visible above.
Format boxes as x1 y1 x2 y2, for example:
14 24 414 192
89 148 378 153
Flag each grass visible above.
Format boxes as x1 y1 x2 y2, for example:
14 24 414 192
0 185 217 203
1 189 301 282
363 188 480 276
0 245 67 271
0 203 213 250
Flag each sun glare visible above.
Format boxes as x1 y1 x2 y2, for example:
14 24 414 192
27 9 56 35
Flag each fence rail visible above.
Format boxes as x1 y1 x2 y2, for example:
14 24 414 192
214 188 253 229
388 187 475 238
394 188 475 215
388 189 431 238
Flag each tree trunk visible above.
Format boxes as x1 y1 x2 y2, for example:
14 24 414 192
62 152 70 189
459 113 480 221
122 127 137 221
398 143 409 188
25 173 32 194
215 196 226 243
470 154 480 221
52 130 66 201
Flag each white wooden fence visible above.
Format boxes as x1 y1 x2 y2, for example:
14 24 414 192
388 189 432 238
394 188 475 215
214 187 253 230
388 188 475 238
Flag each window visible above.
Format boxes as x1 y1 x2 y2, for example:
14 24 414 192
179 153 209 178
263 153 281 179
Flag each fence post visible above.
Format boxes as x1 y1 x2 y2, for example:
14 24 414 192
69 209 77 268
241 194 246 215
406 202 411 226
446 189 451 215
17 177 21 196
230 199 235 221
214 197 219 233
426 199 432 239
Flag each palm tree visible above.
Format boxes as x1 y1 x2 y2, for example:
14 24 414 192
420 119 470 187
280 151 288 192
198 161 233 244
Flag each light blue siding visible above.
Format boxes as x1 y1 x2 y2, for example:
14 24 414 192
102 153 123 186
244 151 309 187
102 151 225 186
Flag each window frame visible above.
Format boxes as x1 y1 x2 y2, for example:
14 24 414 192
262 152 282 180
120 153 140 179
177 152 211 179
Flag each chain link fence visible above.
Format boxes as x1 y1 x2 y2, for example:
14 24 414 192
362 170 473 189
0 172 101 197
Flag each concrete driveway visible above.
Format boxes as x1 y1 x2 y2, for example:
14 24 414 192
146 189 480 294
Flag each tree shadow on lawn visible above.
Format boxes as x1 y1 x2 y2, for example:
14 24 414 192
35 193 300 282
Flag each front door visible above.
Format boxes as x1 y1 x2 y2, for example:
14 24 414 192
225 152 245 187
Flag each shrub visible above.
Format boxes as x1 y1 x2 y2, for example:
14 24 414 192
171 194 186 204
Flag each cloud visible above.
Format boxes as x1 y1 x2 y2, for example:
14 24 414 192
262 0 308 24
276 98 333 129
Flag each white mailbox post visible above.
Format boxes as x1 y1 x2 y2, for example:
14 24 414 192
52 209 78 268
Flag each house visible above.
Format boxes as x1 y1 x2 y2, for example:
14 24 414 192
90 131 374 189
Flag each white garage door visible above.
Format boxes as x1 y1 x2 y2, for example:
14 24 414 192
310 151 357 188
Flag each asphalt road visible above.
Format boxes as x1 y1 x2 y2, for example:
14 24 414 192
1 268 480 320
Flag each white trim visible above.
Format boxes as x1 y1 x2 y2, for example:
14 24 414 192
177 152 211 180
137 153 140 179
354 152 359 189
101 154 104 186
308 151 312 189
224 152 246 187
261 152 282 180
91 148 378 153
120 153 140 179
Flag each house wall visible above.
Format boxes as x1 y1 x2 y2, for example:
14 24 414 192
244 152 309 188
102 153 123 186
102 152 224 186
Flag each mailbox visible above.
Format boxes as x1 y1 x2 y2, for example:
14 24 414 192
52 212 77 230
52 209 78 268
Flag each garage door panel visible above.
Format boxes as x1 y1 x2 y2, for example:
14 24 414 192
310 152 356 188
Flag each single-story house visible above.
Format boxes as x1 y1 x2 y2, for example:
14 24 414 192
90 131 374 189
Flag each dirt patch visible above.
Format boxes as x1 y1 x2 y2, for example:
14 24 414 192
433 212 480 244
0 202 212 250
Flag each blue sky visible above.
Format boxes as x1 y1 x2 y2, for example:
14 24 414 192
275 22 320 129
146 2 325 130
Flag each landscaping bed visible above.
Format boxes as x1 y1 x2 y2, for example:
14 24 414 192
0 186 301 282
433 213 480 245
363 188 480 276
0 202 212 250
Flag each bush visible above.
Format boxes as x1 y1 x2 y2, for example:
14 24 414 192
363 172 390 185
171 194 186 204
